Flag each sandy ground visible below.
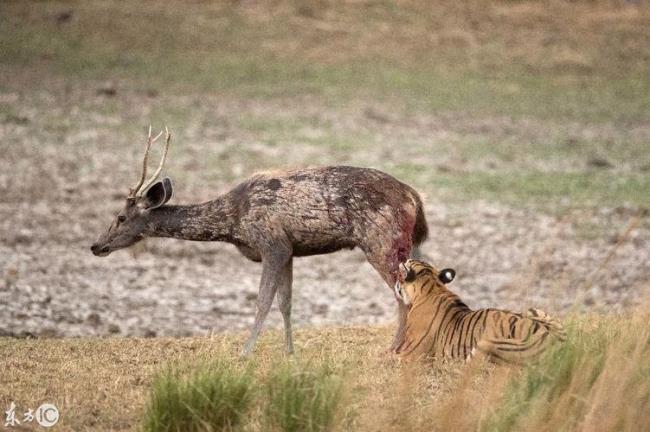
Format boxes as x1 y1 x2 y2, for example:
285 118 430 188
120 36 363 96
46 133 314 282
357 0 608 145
1 89 648 338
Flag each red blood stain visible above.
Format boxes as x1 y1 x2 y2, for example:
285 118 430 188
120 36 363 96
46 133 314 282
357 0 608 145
384 208 415 284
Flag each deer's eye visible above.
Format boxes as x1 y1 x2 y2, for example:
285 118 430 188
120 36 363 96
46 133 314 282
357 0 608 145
117 215 126 223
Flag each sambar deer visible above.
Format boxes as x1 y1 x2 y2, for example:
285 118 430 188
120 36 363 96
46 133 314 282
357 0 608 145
91 127 429 356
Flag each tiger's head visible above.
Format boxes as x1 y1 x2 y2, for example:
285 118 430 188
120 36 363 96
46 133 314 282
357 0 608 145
394 259 456 306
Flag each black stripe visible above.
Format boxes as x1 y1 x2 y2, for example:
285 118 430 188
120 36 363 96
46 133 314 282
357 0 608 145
458 313 472 359
421 279 434 294
508 316 518 338
434 305 458 350
495 332 549 352
481 309 490 332
450 315 463 357
487 338 528 346
467 310 484 350
532 321 540 333
500 314 509 338
443 309 465 355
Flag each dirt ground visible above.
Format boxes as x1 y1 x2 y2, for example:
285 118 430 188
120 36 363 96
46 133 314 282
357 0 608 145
1 89 648 339
1 0 649 340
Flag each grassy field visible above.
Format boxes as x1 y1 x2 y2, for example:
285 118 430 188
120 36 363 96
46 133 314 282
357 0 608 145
2 1 649 430
2 0 650 208
3 1 650 118
2 311 649 431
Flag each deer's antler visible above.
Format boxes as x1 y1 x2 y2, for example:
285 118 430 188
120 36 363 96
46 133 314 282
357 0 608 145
140 126 171 193
129 126 170 198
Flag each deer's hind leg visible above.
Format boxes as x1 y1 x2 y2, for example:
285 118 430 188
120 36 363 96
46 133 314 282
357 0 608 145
363 242 412 353
241 243 292 357
276 257 294 354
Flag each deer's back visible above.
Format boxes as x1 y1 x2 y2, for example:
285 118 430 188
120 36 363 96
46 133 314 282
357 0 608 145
229 166 421 256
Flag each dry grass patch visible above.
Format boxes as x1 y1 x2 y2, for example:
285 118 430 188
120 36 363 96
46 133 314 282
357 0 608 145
0 327 392 431
424 312 650 432
2 315 650 431
482 312 650 432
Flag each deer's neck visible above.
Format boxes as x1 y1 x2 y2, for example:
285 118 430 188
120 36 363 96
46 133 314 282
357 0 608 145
146 199 240 243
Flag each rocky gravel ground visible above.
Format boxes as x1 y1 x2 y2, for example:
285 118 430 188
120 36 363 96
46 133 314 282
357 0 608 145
1 88 648 338
1 199 647 338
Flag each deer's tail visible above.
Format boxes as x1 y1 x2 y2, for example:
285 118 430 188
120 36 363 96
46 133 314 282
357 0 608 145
412 195 429 247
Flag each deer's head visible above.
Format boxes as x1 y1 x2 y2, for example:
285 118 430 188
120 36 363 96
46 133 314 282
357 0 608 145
91 127 174 257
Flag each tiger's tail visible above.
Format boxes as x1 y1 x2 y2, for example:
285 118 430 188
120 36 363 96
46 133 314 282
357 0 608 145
525 308 566 342
474 309 566 365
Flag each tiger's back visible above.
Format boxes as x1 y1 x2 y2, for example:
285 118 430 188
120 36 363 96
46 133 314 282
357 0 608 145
394 260 565 363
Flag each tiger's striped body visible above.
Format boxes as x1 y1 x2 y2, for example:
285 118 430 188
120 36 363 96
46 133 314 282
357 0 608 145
394 260 565 363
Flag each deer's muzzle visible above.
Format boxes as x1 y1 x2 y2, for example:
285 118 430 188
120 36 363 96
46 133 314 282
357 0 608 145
90 243 111 257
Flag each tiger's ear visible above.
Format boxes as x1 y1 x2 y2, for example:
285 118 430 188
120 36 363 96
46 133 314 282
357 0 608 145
438 268 455 284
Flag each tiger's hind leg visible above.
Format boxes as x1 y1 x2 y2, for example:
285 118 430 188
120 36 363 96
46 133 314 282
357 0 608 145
475 329 556 365
466 346 487 364
473 339 517 365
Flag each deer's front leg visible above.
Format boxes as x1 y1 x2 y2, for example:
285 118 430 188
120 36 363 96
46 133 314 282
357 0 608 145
241 245 292 357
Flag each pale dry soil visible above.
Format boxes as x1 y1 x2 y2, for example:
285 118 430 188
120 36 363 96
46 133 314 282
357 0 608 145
1 87 648 339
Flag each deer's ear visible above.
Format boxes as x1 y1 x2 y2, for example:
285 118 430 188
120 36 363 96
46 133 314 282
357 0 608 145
141 177 173 209
162 177 173 199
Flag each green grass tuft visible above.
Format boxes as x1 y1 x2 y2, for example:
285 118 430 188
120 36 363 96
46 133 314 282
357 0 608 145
142 359 254 432
264 360 343 432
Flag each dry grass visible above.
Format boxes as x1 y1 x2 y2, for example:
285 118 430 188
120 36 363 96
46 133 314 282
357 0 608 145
402 310 650 432
0 325 470 431
2 313 649 431
0 327 390 431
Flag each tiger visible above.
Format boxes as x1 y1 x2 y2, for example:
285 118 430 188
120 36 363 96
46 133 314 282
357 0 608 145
393 259 566 364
